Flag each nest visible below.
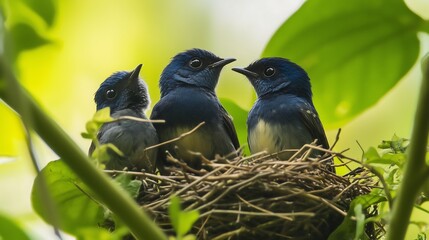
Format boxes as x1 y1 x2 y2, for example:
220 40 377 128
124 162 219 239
124 143 382 240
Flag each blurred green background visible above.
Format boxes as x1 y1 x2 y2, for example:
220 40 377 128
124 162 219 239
1 0 429 238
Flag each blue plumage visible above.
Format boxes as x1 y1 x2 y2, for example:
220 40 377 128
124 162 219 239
151 49 240 172
233 58 334 172
94 65 150 113
89 64 159 172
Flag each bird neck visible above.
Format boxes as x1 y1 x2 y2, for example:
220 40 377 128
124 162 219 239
134 106 147 117
281 84 313 104
115 105 146 118
160 81 215 98
260 90 314 105
295 91 313 104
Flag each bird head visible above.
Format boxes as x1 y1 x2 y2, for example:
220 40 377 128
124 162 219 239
94 64 149 113
232 58 312 101
159 48 236 96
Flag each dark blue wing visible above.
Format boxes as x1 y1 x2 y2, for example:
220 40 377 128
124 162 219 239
298 101 329 149
219 105 240 150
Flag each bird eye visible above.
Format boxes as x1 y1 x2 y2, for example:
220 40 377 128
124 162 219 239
106 89 116 99
189 58 203 69
264 67 276 77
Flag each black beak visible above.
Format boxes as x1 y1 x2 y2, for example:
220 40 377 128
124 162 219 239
127 64 143 86
208 58 236 69
232 67 259 78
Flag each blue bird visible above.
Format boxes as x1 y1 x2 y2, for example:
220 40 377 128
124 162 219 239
232 58 335 173
89 64 159 172
151 49 240 172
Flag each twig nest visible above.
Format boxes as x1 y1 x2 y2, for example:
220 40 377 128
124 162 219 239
138 145 374 239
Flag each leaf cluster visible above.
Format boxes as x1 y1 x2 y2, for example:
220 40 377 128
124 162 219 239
331 135 429 240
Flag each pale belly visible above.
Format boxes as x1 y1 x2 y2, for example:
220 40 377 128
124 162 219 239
248 120 281 154
172 127 213 157
248 119 310 157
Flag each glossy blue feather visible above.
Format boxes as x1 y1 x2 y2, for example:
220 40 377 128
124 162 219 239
151 49 239 172
233 57 334 172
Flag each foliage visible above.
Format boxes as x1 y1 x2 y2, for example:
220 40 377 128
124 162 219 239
31 159 197 239
1 0 429 239
20 0 56 26
31 160 105 234
168 196 199 240
1 0 54 63
330 135 429 239
81 107 124 167
417 233 427 240
31 159 145 238
263 0 429 128
0 213 30 240
385 52 429 240
4 23 50 62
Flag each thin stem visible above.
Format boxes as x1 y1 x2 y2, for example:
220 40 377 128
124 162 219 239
385 53 429 240
0 58 167 240
116 116 165 123
23 127 63 240
143 122 205 152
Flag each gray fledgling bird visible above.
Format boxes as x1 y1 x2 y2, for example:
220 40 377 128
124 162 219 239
89 64 158 172
233 58 335 173
151 49 240 171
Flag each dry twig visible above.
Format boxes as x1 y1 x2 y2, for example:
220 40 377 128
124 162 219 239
132 144 381 239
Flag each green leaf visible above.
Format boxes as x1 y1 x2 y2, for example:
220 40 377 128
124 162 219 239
81 132 93 139
104 143 124 157
220 98 249 155
364 152 405 166
91 143 124 165
383 153 406 167
75 226 129 240
93 107 114 124
379 134 409 153
114 174 142 199
5 23 50 62
263 0 423 128
0 213 30 240
364 157 395 165
328 213 355 240
366 136 408 166
31 160 105 234
85 121 99 136
353 204 365 240
364 147 380 163
75 227 116 240
169 197 181 236
21 0 56 26
91 144 118 164
351 192 386 210
182 235 197 240
169 196 199 239
378 141 392 150
83 108 114 139
416 233 427 240
328 192 386 240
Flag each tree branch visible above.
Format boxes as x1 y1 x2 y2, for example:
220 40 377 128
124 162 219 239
385 53 429 240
